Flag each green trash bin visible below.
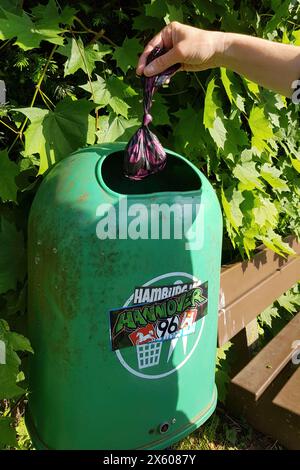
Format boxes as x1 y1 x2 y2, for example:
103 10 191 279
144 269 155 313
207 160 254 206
26 142 222 450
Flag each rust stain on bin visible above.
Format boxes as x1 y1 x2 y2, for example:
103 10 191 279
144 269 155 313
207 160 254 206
78 192 89 202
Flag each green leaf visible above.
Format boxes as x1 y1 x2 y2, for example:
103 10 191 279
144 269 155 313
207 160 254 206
15 418 32 450
209 115 227 150
164 2 183 24
0 149 19 202
249 106 274 151
106 76 137 100
243 77 260 97
14 107 49 174
259 306 280 328
222 116 249 157
292 29 300 46
220 68 233 102
277 290 300 313
0 0 22 13
260 230 295 257
58 37 111 76
221 187 244 233
291 158 300 173
96 115 139 143
0 320 29 400
132 14 161 31
174 105 203 151
203 77 217 129
0 417 18 449
9 332 33 354
253 197 278 227
260 164 289 192
264 0 291 35
151 93 170 126
0 218 25 294
108 96 130 118
145 0 168 18
243 236 257 257
0 369 24 400
81 75 110 104
0 8 41 50
80 75 133 118
31 0 74 46
215 368 230 404
233 161 264 191
32 0 76 32
215 342 232 403
42 98 96 161
220 68 245 112
18 99 96 174
113 37 142 74
60 5 77 25
0 4 67 49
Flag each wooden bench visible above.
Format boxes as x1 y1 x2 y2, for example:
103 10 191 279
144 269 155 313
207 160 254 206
218 235 300 449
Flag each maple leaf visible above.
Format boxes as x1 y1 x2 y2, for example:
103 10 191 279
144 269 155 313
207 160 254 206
58 37 111 76
113 37 142 74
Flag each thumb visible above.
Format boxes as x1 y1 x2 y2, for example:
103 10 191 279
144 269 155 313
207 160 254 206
143 48 179 76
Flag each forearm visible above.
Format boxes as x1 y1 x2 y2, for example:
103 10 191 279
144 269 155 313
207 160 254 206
219 33 300 97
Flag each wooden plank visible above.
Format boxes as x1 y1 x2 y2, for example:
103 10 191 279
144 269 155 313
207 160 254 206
273 366 300 416
228 319 261 377
218 236 300 346
220 235 300 307
230 312 300 400
227 362 300 449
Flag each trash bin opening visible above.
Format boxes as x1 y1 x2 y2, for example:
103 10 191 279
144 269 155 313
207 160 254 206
100 151 201 195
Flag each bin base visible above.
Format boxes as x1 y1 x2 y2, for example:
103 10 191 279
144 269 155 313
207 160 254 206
145 385 217 450
26 385 217 450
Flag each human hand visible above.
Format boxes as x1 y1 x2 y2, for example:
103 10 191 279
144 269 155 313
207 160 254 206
136 22 225 77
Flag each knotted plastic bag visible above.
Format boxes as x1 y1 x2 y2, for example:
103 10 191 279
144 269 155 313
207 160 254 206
124 46 180 180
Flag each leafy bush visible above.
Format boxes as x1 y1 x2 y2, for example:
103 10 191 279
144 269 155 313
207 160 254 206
0 0 299 447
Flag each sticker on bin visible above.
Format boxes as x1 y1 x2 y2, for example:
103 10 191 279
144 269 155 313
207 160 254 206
109 282 208 351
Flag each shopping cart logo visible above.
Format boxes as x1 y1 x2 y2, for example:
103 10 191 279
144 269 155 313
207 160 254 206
127 311 198 369
136 342 162 369
129 325 162 369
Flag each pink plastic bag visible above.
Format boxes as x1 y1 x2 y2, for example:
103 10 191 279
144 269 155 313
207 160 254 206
124 47 180 180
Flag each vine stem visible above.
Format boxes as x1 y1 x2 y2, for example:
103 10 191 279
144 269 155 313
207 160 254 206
41 89 55 108
0 39 10 52
73 16 117 47
100 34 118 48
8 44 58 154
193 72 206 94
0 119 19 134
162 89 188 96
38 90 52 110
74 15 93 32
39 89 54 110
28 45 58 112
71 32 99 130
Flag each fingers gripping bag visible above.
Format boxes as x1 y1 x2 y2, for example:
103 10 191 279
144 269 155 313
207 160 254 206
124 47 180 180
